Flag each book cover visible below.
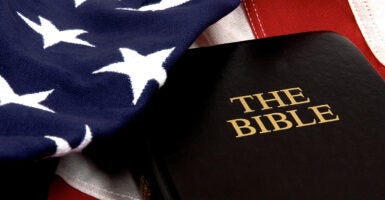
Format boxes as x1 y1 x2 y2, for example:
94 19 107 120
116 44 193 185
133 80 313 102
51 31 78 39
137 32 385 199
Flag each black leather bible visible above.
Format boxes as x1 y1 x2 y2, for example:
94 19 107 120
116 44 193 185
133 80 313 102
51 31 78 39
136 32 385 200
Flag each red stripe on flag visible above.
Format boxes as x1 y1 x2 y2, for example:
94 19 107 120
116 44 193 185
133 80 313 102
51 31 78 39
48 175 97 200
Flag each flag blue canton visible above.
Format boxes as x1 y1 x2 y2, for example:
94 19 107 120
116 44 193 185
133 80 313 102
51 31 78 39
0 0 239 160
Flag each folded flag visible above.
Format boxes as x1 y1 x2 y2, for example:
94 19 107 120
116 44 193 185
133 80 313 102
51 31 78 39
0 0 239 160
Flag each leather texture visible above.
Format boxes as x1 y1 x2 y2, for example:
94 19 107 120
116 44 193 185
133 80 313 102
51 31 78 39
139 32 385 200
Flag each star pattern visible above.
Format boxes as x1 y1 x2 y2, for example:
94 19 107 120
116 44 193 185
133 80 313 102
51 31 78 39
93 47 175 105
117 0 190 11
17 12 95 49
0 75 55 113
45 125 93 157
0 0 239 159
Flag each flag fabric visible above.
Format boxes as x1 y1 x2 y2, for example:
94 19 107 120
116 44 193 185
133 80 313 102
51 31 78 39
240 0 385 79
0 0 239 160
38 0 385 199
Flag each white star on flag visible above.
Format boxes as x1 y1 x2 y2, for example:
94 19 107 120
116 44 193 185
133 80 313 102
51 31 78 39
45 125 93 157
117 0 190 11
93 47 175 105
17 12 95 49
74 0 87 8
0 75 55 113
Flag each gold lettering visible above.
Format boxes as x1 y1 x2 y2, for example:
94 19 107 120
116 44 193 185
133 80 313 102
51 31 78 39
286 109 317 127
264 112 293 132
227 118 257 138
226 88 341 138
229 95 255 113
308 104 340 124
251 115 271 134
280 87 310 106
254 90 288 110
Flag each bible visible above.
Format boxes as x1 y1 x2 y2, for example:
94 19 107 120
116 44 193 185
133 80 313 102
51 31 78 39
136 32 385 199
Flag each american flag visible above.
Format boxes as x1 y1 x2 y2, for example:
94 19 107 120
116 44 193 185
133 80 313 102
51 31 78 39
0 0 239 160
